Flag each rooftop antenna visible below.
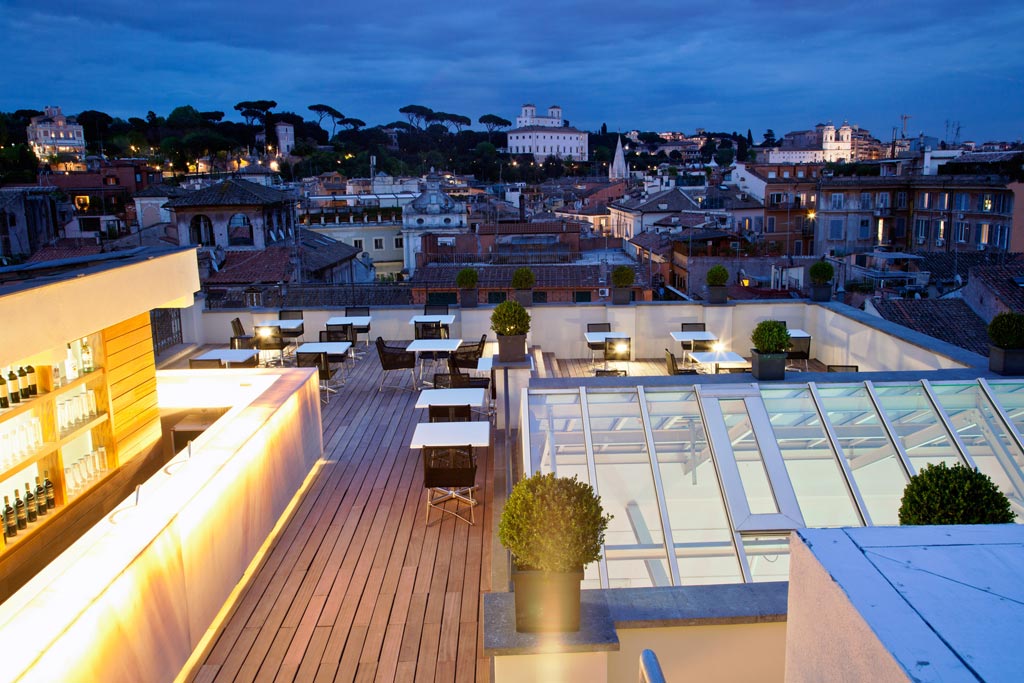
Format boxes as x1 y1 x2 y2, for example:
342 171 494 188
900 114 912 139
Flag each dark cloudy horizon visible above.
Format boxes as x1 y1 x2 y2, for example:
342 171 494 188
2 0 1022 143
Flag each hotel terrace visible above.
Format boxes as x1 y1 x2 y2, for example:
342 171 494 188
0 248 1021 682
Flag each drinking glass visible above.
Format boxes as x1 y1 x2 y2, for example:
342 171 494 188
57 400 69 433
65 467 77 496
96 446 108 473
87 390 97 417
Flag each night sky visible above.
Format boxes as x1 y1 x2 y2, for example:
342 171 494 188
2 0 1022 142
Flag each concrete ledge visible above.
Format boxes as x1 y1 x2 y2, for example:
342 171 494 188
484 582 788 657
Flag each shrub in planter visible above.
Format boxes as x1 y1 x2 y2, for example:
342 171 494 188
490 299 531 362
898 462 1014 525
456 267 479 308
610 265 635 304
705 265 728 304
988 311 1024 375
750 320 790 381
808 261 834 302
511 267 536 307
499 472 612 632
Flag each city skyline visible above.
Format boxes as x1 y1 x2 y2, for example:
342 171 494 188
1 0 1022 142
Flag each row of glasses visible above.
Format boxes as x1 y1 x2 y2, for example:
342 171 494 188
65 446 107 499
57 390 98 435
0 417 44 471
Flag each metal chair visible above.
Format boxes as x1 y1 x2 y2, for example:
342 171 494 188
345 306 371 347
326 322 361 359
296 351 341 403
665 348 698 376
681 321 713 354
428 404 472 423
446 357 494 421
189 358 222 369
320 329 354 363
230 318 254 349
587 323 611 363
254 325 288 366
786 336 811 371
278 309 305 344
827 364 859 372
422 445 478 525
375 337 416 391
414 320 448 376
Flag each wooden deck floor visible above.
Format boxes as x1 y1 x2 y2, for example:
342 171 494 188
186 345 496 683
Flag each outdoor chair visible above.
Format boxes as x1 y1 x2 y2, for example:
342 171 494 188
254 325 288 366
603 337 631 374
326 322 362 359
189 358 222 369
587 323 611 363
297 351 341 403
345 306 371 346
230 317 254 349
681 321 713 353
446 357 494 421
787 336 811 371
375 337 416 391
422 445 478 525
666 349 698 376
320 329 355 363
428 404 472 423
827 364 859 372
278 309 305 343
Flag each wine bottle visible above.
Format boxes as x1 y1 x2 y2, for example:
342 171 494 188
7 369 20 404
14 490 26 530
25 365 36 396
34 477 47 517
23 483 36 524
80 338 94 374
42 471 55 510
17 367 28 400
0 373 8 410
3 496 15 538
64 344 78 382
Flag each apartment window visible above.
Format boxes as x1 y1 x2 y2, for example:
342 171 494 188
797 170 805 178
859 218 871 240
394 236 403 249
938 192 949 211
828 219 844 240
860 192 871 210
977 223 990 244
574 291 592 303
992 224 1008 249
914 218 929 243
793 240 803 255
954 192 970 211
766 216 776 233
487 291 507 304
917 192 931 209
754 216 764 233
769 192 784 206
768 171 777 179
954 222 969 243
830 193 844 210
352 239 363 250
533 291 548 304
896 191 907 208
103 176 119 186
877 192 890 208
783 171 790 178
980 193 994 212
373 238 384 250
935 219 946 242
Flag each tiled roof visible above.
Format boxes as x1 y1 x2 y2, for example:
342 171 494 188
628 231 675 258
299 229 359 273
871 298 991 356
970 264 1024 312
651 213 708 228
204 246 292 284
911 251 1023 284
611 188 700 213
26 240 103 263
165 178 292 208
476 221 582 235
410 263 641 288
133 183 190 198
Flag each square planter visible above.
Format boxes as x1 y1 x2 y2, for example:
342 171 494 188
497 334 527 362
751 350 786 381
514 289 533 308
810 284 832 302
989 345 1024 375
459 289 478 308
611 287 631 305
707 285 728 304
512 568 584 632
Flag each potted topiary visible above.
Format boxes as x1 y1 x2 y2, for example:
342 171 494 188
808 261 834 303
610 265 635 305
987 311 1024 375
898 462 1014 525
750 319 791 381
511 267 536 307
456 267 479 308
706 265 729 304
499 472 612 632
491 299 531 362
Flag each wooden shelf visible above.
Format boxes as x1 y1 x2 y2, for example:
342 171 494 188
0 443 60 484
0 368 105 428
56 412 108 445
3 502 60 548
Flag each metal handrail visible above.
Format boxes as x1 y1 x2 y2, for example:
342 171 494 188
640 649 667 683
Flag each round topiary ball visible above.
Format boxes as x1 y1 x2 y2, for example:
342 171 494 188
898 462 1014 525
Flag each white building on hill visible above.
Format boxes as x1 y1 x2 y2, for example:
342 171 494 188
507 104 589 163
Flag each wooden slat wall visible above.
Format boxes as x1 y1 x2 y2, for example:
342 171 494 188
102 313 161 464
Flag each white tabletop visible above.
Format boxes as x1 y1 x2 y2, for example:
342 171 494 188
584 331 628 344
416 388 487 409
194 349 259 363
788 328 811 338
407 338 463 353
476 354 534 372
326 316 372 327
671 331 718 343
256 319 304 331
410 421 491 448
296 342 352 355
410 315 456 326
688 350 749 367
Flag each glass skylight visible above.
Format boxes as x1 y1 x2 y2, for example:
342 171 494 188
523 379 1024 589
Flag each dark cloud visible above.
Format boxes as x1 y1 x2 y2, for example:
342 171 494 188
1 0 1021 140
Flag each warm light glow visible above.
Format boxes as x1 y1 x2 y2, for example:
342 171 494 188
807 210 816 220
614 342 629 354
259 327 272 337
712 341 725 353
